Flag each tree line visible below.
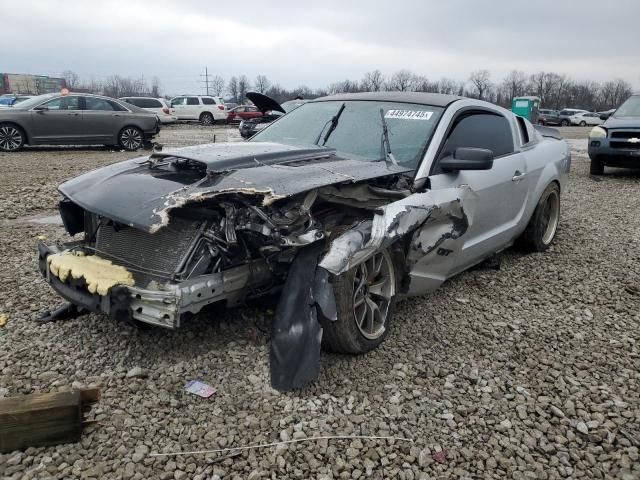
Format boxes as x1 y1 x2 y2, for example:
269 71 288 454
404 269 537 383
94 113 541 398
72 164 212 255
62 69 634 112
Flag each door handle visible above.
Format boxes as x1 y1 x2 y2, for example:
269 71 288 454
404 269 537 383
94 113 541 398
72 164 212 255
512 171 527 182
67 112 80 116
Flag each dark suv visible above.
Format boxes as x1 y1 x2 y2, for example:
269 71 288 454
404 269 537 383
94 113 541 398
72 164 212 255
538 109 561 126
588 94 640 175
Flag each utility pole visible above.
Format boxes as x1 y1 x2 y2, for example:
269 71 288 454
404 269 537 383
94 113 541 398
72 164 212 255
200 67 210 95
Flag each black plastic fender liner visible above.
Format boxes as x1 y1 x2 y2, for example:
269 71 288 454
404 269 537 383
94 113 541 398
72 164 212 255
270 242 336 391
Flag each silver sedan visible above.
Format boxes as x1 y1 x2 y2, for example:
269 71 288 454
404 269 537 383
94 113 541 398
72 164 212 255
0 93 159 152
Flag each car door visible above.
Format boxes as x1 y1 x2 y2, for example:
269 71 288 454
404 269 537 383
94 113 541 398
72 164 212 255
171 97 189 119
82 96 130 144
29 96 84 144
426 111 531 275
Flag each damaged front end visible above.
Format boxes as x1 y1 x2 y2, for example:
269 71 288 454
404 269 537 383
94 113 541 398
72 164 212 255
38 141 475 390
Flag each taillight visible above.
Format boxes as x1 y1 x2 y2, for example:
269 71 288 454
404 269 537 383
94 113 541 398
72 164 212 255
218 105 225 111
162 107 170 114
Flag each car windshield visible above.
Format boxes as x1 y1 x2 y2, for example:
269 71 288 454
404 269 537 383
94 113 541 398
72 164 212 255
614 96 640 117
250 100 444 168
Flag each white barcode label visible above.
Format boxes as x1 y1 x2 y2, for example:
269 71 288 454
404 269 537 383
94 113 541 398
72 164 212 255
385 109 434 120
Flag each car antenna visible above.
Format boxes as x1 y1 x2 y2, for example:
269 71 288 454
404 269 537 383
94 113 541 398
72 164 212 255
380 108 398 166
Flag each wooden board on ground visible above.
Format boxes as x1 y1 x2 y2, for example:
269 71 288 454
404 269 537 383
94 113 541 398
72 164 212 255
0 388 99 453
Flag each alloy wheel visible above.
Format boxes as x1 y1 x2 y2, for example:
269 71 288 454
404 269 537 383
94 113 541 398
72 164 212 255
541 189 560 245
352 251 395 340
0 126 23 151
120 128 142 150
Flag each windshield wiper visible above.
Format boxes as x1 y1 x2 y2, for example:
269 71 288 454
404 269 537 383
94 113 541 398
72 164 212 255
314 102 346 146
379 108 398 166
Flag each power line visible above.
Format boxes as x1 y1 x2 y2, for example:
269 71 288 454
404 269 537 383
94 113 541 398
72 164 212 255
200 67 210 95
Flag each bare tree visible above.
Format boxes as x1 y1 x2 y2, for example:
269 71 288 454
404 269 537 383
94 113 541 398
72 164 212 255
237 75 250 104
210 75 225 96
227 76 239 102
151 76 161 97
61 70 80 90
469 69 492 100
501 70 527 105
255 75 271 93
387 70 416 91
361 70 384 92
328 79 361 94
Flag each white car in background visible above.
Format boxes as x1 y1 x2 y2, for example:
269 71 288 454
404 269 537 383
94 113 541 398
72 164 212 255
119 97 178 124
169 95 227 125
569 112 603 127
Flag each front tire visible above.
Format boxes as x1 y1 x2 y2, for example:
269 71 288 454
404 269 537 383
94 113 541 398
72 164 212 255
0 124 26 152
580 121 587 127
517 183 561 252
320 249 398 354
590 157 604 175
560 120 569 127
200 112 214 126
118 127 143 151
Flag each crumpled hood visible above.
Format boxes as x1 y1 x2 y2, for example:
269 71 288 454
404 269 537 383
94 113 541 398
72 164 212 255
59 142 411 233
604 116 640 129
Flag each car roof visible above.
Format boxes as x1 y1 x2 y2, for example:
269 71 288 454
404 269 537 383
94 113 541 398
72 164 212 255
311 91 464 107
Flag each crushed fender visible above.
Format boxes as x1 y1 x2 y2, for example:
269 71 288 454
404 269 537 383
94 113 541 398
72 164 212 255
270 242 336 391
320 186 476 276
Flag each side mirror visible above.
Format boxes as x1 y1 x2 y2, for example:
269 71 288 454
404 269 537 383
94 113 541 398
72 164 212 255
439 147 494 172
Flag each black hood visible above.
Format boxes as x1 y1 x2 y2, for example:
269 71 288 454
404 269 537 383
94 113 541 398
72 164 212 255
246 91 285 114
59 142 411 233
604 115 640 129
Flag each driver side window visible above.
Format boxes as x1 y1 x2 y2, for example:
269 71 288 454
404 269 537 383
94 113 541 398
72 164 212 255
435 112 513 173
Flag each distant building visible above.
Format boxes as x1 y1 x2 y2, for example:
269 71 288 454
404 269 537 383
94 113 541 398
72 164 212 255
0 73 66 95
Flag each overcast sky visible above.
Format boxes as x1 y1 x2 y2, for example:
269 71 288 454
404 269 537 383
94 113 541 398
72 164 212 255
2 0 639 95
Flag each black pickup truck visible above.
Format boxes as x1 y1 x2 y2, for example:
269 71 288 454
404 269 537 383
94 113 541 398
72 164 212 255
588 94 640 175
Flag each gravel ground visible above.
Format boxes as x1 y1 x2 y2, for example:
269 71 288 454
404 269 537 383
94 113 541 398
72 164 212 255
0 126 638 479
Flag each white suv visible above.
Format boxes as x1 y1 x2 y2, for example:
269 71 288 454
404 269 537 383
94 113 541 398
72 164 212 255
169 95 227 125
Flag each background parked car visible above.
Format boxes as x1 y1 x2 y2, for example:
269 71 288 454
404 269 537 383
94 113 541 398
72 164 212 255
0 93 159 152
537 109 561 126
226 105 262 124
598 109 616 120
119 97 177 124
558 108 588 126
0 95 34 107
569 112 603 126
170 95 226 125
239 92 308 138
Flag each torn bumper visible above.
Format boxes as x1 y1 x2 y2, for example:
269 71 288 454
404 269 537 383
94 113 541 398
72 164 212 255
37 242 271 329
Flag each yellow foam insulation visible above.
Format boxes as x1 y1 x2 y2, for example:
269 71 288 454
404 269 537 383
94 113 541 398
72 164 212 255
47 251 135 296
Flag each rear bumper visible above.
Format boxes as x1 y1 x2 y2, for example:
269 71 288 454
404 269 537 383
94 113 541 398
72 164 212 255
37 242 271 329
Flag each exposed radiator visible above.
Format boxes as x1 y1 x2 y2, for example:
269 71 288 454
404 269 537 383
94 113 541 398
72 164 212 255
95 217 202 282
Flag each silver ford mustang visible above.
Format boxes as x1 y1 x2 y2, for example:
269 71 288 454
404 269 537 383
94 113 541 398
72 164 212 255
37 92 570 390
0 93 159 152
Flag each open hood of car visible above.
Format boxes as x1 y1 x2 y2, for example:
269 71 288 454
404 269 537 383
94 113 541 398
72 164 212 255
246 91 285 114
59 142 411 233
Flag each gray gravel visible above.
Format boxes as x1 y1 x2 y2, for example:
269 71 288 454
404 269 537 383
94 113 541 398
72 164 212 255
0 125 638 479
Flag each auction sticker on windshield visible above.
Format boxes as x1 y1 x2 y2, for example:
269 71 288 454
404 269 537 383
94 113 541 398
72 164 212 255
385 109 434 120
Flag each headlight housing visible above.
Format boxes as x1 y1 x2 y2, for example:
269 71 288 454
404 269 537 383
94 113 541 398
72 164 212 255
589 126 607 138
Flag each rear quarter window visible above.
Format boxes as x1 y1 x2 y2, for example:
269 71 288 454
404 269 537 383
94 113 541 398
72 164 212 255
202 97 216 105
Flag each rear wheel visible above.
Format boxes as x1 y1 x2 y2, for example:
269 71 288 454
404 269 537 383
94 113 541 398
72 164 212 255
579 121 587 127
200 112 214 126
118 126 143 151
517 183 561 252
320 249 398 354
0 124 25 152
560 120 569 127
590 157 605 175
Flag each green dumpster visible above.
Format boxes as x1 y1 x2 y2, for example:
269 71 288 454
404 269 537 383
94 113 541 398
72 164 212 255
511 96 540 123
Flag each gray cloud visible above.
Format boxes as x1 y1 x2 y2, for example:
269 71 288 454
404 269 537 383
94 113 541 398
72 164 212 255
2 0 639 95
